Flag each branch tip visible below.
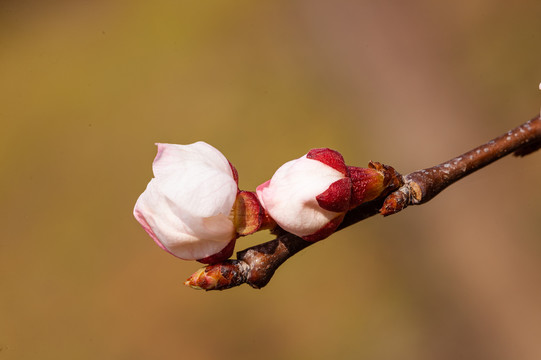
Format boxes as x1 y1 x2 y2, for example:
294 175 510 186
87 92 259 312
185 260 249 291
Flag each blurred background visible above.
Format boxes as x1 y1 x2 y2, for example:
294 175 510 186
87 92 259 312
1 1 540 359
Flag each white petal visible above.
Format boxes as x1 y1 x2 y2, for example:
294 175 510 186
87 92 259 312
153 142 233 179
156 164 237 219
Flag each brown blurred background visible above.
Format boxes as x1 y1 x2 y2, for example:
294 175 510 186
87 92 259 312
1 1 540 359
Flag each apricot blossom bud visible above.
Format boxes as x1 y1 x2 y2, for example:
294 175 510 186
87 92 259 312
134 142 260 264
257 148 388 241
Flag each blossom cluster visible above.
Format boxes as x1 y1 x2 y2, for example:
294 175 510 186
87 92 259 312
134 142 388 264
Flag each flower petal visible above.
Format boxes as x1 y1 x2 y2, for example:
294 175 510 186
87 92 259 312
134 178 237 260
153 142 233 180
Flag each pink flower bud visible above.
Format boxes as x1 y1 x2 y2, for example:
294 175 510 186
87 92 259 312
257 149 390 242
134 142 239 262
256 148 351 241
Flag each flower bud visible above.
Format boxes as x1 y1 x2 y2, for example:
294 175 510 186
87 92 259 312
256 148 350 241
134 142 240 263
257 149 391 242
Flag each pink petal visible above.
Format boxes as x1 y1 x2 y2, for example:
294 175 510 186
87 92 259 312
133 206 173 255
255 179 271 205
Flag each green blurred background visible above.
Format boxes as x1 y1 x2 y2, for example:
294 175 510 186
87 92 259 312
1 1 540 359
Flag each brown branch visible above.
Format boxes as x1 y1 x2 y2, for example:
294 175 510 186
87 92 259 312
185 115 541 291
381 115 541 214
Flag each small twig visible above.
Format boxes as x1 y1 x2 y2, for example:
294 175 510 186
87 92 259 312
185 115 541 290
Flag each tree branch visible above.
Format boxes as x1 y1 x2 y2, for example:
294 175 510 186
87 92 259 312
185 115 541 291
381 115 541 215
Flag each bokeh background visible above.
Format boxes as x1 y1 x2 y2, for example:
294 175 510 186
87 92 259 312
1 1 540 359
